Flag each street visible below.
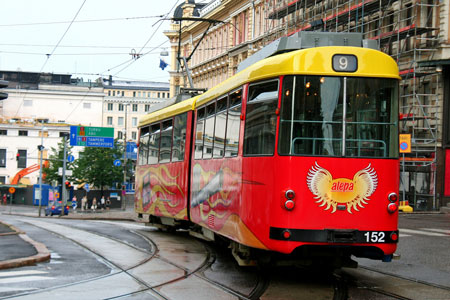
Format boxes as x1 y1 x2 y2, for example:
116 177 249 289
0 207 448 299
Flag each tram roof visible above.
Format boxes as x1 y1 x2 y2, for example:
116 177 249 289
139 96 197 126
195 46 400 107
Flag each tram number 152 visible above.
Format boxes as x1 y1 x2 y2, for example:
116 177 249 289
364 231 386 243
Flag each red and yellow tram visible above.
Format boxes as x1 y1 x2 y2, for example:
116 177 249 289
135 33 400 267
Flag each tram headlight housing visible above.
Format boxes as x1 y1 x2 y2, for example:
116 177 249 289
283 189 296 211
388 192 398 203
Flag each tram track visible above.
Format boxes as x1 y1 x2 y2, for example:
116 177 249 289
340 264 450 300
2 218 270 300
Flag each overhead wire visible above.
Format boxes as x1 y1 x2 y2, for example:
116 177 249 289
39 0 87 72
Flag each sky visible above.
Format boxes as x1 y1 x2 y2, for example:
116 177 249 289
0 0 188 83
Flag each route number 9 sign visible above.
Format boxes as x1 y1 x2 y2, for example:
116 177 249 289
332 54 357 72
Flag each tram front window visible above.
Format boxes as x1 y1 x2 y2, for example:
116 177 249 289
279 75 398 158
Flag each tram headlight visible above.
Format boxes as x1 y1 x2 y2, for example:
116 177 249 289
388 192 398 203
283 190 296 211
387 202 398 214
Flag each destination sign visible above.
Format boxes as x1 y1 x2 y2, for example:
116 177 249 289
70 126 114 148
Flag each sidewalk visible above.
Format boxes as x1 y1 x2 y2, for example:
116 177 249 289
0 205 140 270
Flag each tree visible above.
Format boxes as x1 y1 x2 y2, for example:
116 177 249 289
42 140 75 185
71 139 126 193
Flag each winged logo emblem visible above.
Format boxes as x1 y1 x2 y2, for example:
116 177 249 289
307 162 378 214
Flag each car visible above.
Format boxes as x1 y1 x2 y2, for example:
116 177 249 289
45 200 70 216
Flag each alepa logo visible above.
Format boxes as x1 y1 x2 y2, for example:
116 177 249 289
307 162 378 214
331 180 354 192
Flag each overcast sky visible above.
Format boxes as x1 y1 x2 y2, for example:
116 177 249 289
0 0 187 83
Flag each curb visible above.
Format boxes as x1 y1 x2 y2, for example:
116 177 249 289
0 223 51 270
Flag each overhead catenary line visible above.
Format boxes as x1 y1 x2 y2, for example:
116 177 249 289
0 15 166 27
39 0 87 73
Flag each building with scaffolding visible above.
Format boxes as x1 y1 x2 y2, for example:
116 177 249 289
165 0 449 211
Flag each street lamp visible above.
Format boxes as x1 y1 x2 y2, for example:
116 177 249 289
122 102 130 210
38 125 47 217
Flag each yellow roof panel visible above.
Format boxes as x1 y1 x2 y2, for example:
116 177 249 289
139 96 198 127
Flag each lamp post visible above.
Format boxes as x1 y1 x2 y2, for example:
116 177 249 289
38 125 47 217
122 103 129 210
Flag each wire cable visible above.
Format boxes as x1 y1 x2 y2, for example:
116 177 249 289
39 0 87 72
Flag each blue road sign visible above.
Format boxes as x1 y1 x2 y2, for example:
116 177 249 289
126 142 138 160
67 155 75 162
70 126 114 148
84 183 90 192
114 159 121 167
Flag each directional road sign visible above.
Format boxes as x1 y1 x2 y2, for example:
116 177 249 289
114 159 121 167
70 126 114 148
67 155 75 162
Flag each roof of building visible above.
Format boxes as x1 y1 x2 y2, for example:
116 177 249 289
101 78 169 91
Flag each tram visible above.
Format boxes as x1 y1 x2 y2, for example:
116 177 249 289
135 32 400 267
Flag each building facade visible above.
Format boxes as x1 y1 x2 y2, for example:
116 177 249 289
101 77 170 141
165 0 450 210
0 71 170 186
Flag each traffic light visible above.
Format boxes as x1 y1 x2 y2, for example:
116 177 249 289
37 145 44 151
0 80 8 101
16 152 20 161
65 181 71 189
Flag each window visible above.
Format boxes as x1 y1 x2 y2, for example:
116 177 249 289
278 76 398 158
113 91 116 96
195 107 206 159
122 91 124 96
19 130 28 136
83 102 91 109
225 89 242 157
139 126 149 165
132 104 138 112
118 117 124 126
203 103 216 159
158 92 161 98
132 131 137 140
145 104 151 112
17 149 27 168
213 97 227 158
133 91 136 97
118 131 123 139
0 149 6 168
148 123 161 164
172 113 187 162
0 176 5 185
118 104 124 111
0 130 7 135
132 117 138 127
107 117 113 125
244 80 279 155
108 91 111 96
159 119 173 163
107 103 114 111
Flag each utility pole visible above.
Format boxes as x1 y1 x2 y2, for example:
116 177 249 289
61 135 68 215
122 103 129 210
37 125 47 217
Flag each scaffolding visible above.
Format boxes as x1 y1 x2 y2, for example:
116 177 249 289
264 0 441 210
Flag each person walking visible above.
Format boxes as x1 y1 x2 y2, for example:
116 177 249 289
92 197 97 212
81 196 87 211
106 197 111 210
100 196 105 210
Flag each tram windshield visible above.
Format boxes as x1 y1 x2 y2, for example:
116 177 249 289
278 75 398 158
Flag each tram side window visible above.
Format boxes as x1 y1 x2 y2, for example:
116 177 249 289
195 107 206 159
139 126 150 165
203 103 216 159
172 113 187 162
244 80 279 156
148 123 161 164
225 89 242 157
159 119 173 163
213 97 227 158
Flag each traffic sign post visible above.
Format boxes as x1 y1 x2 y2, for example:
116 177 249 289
70 126 114 148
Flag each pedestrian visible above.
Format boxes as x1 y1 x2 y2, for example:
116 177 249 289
91 197 97 212
81 196 87 211
106 197 111 210
2 194 6 205
100 196 105 210
72 196 77 211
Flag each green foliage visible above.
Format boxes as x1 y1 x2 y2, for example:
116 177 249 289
71 139 127 190
42 140 74 185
